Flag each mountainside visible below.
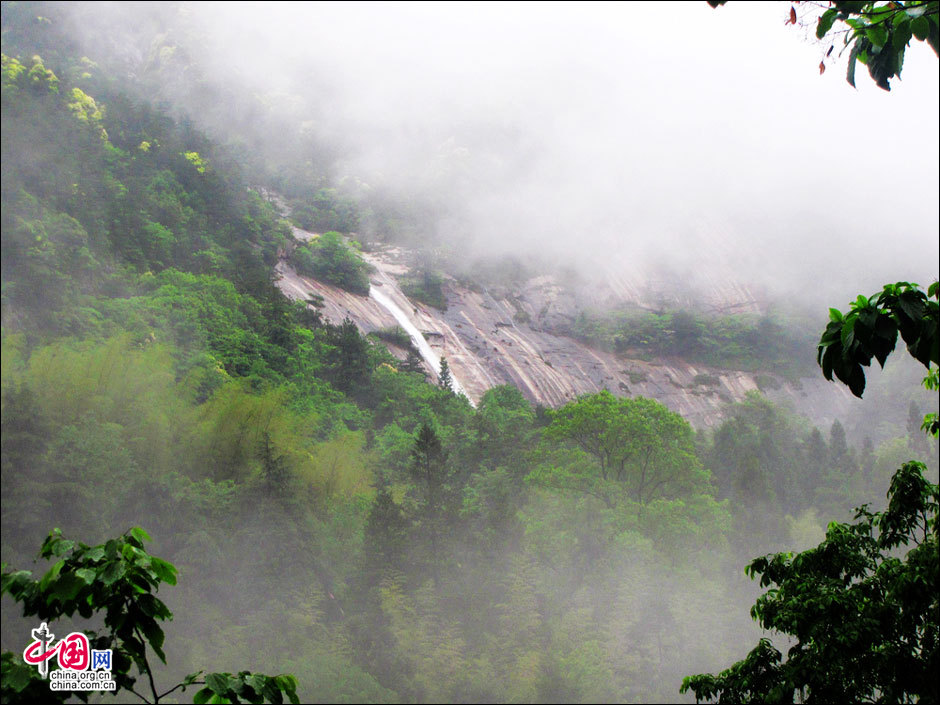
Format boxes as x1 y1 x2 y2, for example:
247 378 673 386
275 234 855 428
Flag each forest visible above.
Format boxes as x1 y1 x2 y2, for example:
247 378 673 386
1 2 937 704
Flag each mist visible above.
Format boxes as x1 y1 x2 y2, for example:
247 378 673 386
2 3 938 704
71 0 939 307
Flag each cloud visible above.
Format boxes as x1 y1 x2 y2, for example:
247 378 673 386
67 1 940 305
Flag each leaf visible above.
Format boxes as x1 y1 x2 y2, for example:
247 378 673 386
841 319 856 349
50 539 75 556
817 9 838 38
39 560 64 592
193 687 213 704
206 673 231 695
140 619 166 662
52 572 87 602
819 61 826 74
847 43 860 86
149 556 177 585
75 568 96 584
847 363 866 397
867 24 889 49
789 6 798 25
911 15 929 40
98 559 126 586
893 18 913 50
129 527 152 544
183 670 205 686
262 676 284 704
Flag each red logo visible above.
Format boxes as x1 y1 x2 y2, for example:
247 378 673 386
23 631 89 671
57 633 90 670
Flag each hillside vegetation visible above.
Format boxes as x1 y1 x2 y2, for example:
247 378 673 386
1 4 937 703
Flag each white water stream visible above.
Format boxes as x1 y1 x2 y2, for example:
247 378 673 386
369 282 474 406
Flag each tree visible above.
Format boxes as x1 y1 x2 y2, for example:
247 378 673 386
326 317 372 395
708 1 940 91
538 391 707 506
1 528 300 704
817 281 938 399
399 344 426 377
437 356 453 392
409 423 453 570
681 461 939 703
291 231 372 295
682 281 939 702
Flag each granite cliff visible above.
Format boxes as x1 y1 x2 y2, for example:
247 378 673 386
275 229 854 429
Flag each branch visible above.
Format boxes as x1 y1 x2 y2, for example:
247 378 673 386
127 686 153 704
132 623 160 705
158 679 206 701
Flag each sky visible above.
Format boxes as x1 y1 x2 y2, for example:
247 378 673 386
106 1 940 307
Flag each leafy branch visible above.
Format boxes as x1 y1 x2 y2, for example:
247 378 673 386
0 528 300 705
817 281 938 397
709 1 940 90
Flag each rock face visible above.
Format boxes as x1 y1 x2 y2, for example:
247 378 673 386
275 245 854 428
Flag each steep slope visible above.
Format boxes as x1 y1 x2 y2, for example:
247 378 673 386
275 243 855 428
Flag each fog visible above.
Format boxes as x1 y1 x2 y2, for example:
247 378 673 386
82 0 940 306
2 3 938 703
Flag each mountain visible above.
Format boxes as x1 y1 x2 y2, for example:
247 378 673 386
274 226 856 428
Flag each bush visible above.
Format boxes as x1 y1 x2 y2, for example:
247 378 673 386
371 326 413 348
399 270 447 311
291 232 372 295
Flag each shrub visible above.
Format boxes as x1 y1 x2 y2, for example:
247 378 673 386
292 232 372 295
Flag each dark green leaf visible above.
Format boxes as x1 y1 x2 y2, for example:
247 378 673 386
867 25 888 48
149 556 178 585
52 573 87 602
911 15 929 40
206 672 231 695
817 9 838 38
140 618 165 656
98 560 126 587
262 676 284 704
39 560 64 592
894 19 913 50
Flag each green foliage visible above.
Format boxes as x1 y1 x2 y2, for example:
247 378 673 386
709 0 940 91
539 390 708 506
291 232 372 295
437 356 453 392
289 189 360 233
818 281 939 397
682 462 939 703
0 528 300 704
370 325 412 349
11 9 932 702
570 308 816 377
828 0 939 91
685 278 939 702
399 269 448 311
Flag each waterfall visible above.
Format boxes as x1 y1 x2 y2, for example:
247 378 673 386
369 282 474 406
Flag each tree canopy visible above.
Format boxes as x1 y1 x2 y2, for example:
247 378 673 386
1 528 300 704
709 0 940 90
538 391 708 506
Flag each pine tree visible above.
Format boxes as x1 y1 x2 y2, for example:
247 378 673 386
410 423 450 573
399 344 425 377
438 356 453 392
